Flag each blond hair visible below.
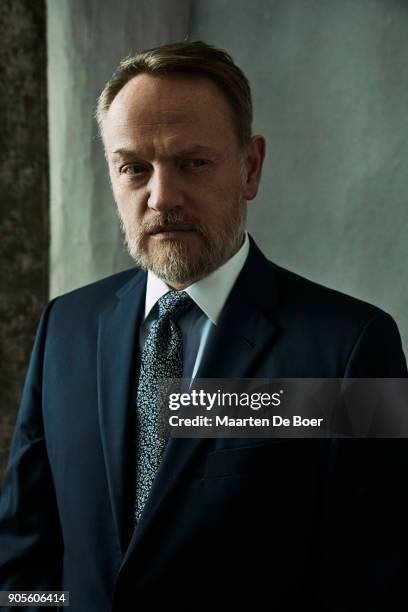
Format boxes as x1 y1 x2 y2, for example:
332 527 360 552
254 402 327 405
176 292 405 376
96 40 253 147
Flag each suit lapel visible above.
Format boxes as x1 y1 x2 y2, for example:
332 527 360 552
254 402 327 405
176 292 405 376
198 236 279 379
121 237 280 564
97 269 147 554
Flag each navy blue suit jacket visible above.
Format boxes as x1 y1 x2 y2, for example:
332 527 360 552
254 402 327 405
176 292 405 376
0 237 407 611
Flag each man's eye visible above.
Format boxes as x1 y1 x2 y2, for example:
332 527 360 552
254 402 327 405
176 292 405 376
122 165 146 175
186 159 207 168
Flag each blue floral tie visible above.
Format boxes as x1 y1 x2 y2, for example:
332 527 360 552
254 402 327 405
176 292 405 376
134 290 192 521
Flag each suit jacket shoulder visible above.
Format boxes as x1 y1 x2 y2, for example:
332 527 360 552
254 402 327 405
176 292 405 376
216 237 407 377
52 266 142 312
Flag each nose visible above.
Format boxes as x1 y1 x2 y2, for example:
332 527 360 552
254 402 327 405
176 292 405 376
147 165 184 213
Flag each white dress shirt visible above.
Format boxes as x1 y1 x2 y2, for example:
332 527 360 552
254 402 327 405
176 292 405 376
139 232 250 379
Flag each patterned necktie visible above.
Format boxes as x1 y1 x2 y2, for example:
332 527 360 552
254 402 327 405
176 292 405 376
134 290 192 521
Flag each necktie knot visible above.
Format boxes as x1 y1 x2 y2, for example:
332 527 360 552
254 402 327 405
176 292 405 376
157 290 192 321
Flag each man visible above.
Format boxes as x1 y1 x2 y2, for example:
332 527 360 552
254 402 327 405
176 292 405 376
0 41 407 611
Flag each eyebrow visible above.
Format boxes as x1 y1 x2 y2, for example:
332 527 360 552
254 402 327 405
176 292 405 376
110 145 218 159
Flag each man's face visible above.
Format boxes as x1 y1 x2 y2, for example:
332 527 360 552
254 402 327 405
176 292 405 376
103 73 264 288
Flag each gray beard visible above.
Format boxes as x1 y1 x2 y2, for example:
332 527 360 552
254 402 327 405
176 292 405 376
119 206 246 286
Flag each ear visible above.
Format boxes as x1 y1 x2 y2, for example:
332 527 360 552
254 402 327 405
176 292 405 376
241 135 266 201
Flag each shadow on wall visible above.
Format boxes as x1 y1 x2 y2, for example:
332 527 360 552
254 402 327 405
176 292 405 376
0 0 49 480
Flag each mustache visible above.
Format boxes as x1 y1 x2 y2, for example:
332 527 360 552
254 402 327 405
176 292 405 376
140 213 206 236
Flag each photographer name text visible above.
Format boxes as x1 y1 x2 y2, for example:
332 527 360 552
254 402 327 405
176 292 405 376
168 415 324 428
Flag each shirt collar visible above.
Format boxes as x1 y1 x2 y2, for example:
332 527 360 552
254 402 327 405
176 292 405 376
144 231 250 324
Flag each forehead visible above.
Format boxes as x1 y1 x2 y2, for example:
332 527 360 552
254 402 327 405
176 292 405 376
103 73 238 152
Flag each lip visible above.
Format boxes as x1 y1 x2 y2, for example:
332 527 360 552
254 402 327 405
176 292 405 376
149 228 197 238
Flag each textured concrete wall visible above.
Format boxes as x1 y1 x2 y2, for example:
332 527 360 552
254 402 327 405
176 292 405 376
190 0 408 352
47 0 191 298
0 0 48 479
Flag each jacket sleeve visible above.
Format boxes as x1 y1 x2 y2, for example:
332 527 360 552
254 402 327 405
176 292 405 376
344 311 408 378
317 311 408 611
0 299 63 609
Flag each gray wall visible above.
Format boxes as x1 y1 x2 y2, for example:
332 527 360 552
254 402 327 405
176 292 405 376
47 0 408 353
190 0 408 352
47 0 191 297
0 0 48 479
